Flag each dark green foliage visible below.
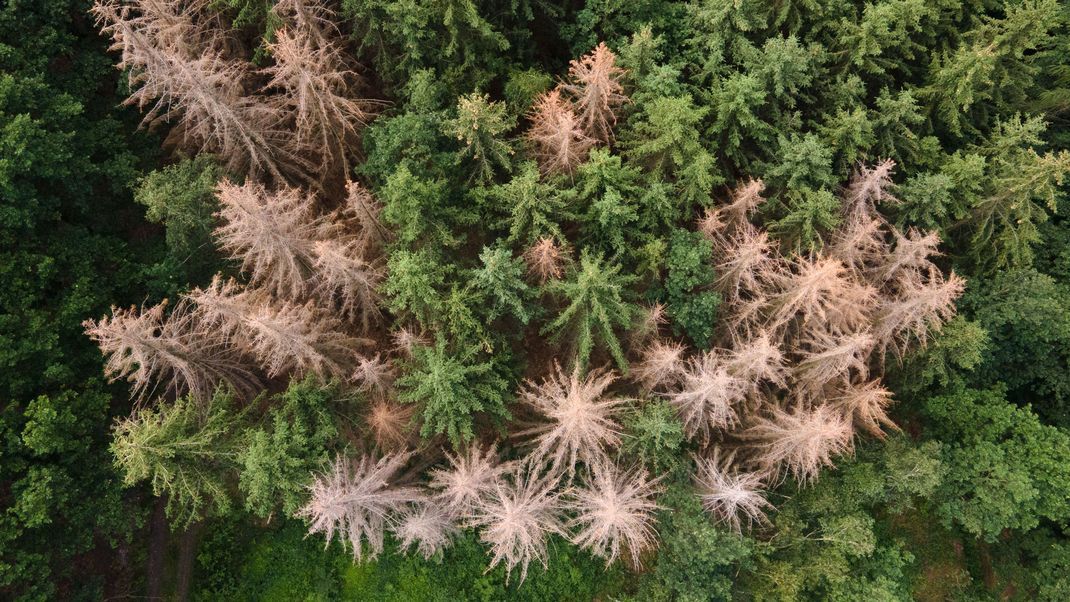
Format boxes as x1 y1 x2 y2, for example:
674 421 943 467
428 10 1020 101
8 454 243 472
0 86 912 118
660 229 720 347
924 386 1070 541
239 379 339 518
397 336 510 447
382 248 448 328
0 1 166 597
635 481 753 601
195 518 628 601
891 316 988 398
13 0 1070 597
135 155 223 291
740 439 942 600
963 269 1070 425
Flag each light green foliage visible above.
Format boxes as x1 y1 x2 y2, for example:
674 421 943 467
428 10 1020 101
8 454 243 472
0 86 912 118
471 246 532 323
239 378 338 518
397 336 510 447
661 229 720 347
621 399 685 472
928 0 1063 136
837 0 933 77
382 248 448 328
542 251 638 373
925 386 1070 540
967 116 1070 272
768 187 841 253
742 440 941 600
764 133 836 191
111 390 243 527
443 93 515 183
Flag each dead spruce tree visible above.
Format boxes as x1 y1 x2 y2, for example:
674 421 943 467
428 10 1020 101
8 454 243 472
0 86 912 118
83 299 260 403
262 25 381 190
560 42 628 144
298 453 421 562
666 162 964 491
92 0 300 181
468 468 566 583
517 364 628 476
568 461 662 568
526 89 594 176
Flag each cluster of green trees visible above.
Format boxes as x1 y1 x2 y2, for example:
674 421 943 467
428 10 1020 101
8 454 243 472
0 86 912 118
3 0 1070 599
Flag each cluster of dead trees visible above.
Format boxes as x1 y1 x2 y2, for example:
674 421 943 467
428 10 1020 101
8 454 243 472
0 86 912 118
526 42 626 175
85 5 964 580
92 0 380 191
291 161 963 579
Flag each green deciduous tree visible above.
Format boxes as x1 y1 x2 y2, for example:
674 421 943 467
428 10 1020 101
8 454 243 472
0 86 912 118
924 386 1070 541
661 229 720 347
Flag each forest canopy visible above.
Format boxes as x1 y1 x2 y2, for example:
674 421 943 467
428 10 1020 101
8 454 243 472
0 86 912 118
3 0 1070 599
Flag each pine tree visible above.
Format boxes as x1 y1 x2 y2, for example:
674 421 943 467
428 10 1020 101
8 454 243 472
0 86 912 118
769 187 842 253
742 404 854 484
390 501 458 559
396 336 510 447
429 444 512 516
665 351 746 442
111 389 243 526
542 251 638 373
443 93 515 183
489 162 570 244
694 450 771 533
522 237 567 283
310 238 383 331
92 1 297 180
